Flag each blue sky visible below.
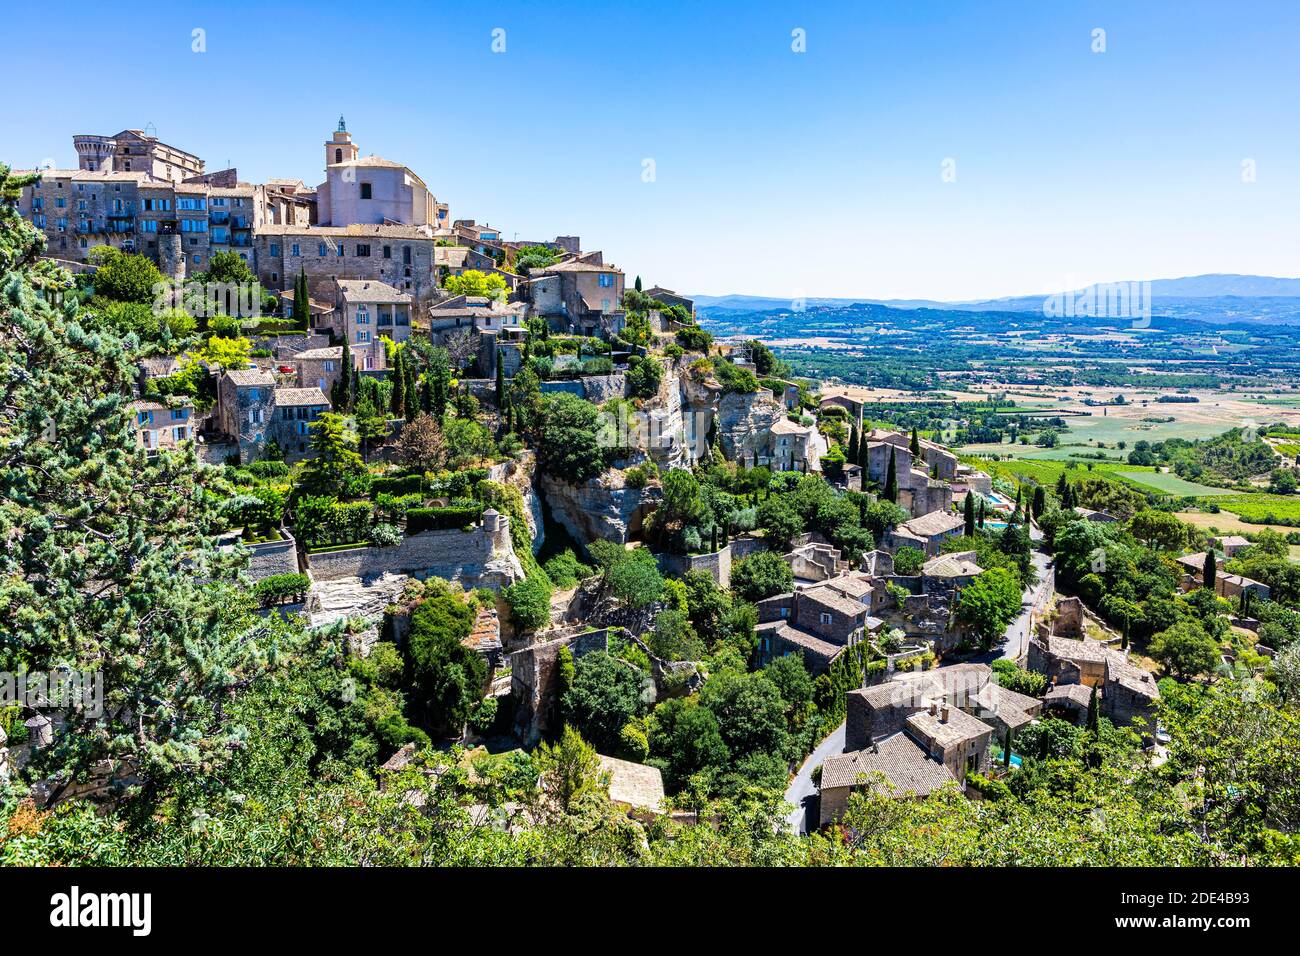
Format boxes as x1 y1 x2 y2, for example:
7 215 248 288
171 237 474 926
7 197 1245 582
5 0 1299 299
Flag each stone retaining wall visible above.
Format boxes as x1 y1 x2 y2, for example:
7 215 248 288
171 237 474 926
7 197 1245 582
305 522 524 589
246 531 300 581
658 545 732 587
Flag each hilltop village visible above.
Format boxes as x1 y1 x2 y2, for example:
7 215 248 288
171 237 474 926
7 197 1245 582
1 124 1297 866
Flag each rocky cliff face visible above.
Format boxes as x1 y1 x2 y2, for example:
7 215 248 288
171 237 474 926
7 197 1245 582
636 358 785 469
490 451 543 553
716 389 785 463
539 471 662 546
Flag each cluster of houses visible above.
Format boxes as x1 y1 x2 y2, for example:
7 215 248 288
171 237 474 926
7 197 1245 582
17 121 633 341
23 120 673 462
813 593 1163 829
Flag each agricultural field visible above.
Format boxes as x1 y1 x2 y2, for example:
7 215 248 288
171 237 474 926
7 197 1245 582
1174 509 1300 536
971 456 1151 490
1199 494 1300 527
1114 470 1241 496
964 454 1242 497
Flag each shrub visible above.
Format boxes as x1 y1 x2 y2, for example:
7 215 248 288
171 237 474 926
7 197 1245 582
370 523 402 547
605 548 665 608
625 355 663 399
405 504 484 535
504 574 553 631
623 461 660 489
246 460 290 479
467 697 499 735
561 651 646 753
543 549 593 590
730 551 793 603
370 473 425 497
252 572 310 606
892 546 927 576
407 593 486 734
991 659 1049 697
714 360 760 394
675 325 713 351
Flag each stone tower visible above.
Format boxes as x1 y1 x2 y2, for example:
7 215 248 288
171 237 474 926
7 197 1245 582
325 117 359 171
73 134 116 172
158 221 185 281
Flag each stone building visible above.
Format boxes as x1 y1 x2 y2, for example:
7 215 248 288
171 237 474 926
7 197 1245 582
769 417 827 473
1027 634 1159 729
862 439 953 517
253 224 436 311
217 369 276 461
1175 551 1271 602
643 286 695 316
755 585 880 674
887 510 966 556
820 671 1001 827
74 129 205 183
531 255 626 336
217 370 332 463
316 120 439 227
294 345 345 395
127 399 196 452
330 278 413 349
267 387 331 459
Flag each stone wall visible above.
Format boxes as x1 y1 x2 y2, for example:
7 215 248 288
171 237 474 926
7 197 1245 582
305 522 524 589
510 628 610 746
580 373 626 404
658 545 732 587
245 532 300 581
729 534 769 560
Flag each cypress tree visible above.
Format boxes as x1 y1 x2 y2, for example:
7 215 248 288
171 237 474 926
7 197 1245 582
1031 485 1046 521
1121 618 1130 650
964 491 976 537
1204 551 1217 592
978 499 986 528
390 348 406 418
1086 685 1100 734
1055 473 1068 498
404 358 417 422
1003 728 1013 768
910 426 921 457
635 275 643 292
334 337 355 412
884 447 898 502
419 373 433 414
847 425 859 466
293 268 310 329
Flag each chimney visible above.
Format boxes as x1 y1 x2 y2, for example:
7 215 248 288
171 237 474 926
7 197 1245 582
928 701 937 716
940 706 950 723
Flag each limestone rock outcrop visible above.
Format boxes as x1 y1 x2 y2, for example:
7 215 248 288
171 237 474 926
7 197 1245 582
539 471 662 546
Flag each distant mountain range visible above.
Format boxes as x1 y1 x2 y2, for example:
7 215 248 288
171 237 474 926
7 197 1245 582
692 274 1300 324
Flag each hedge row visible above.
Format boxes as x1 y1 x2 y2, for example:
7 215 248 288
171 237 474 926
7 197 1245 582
252 573 310 606
406 504 485 536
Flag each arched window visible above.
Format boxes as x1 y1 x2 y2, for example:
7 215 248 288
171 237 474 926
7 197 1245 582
334 148 342 163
